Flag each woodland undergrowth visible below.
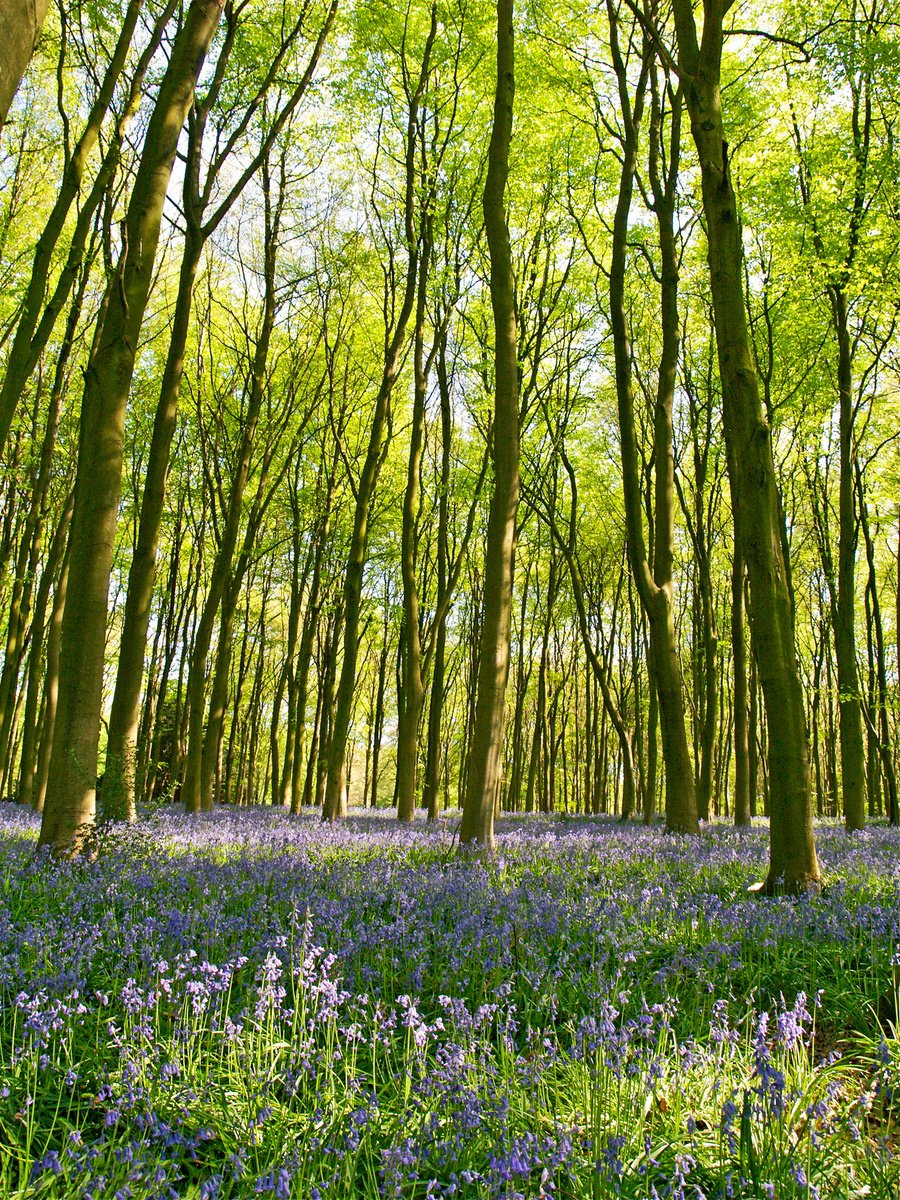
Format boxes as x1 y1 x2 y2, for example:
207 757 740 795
0 807 898 1199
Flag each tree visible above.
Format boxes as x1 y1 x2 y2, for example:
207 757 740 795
0 0 50 132
459 0 518 850
38 0 226 856
322 4 438 822
103 0 337 822
669 0 820 890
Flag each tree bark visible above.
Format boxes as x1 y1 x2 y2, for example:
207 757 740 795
459 0 518 851
670 0 820 890
38 0 225 855
731 543 751 826
0 0 50 131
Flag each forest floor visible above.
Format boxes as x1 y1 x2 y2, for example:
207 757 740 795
0 806 898 1199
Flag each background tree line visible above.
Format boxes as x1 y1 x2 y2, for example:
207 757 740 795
0 0 897 892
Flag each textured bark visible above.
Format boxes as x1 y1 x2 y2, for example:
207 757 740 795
671 0 820 890
0 0 51 129
459 0 518 850
38 0 225 855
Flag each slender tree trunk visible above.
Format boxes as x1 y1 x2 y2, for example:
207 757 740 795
605 29 697 834
199 572 241 808
396 227 433 822
17 495 72 807
32 544 70 814
858 477 898 824
323 16 437 822
460 0 518 850
832 291 866 829
732 544 751 826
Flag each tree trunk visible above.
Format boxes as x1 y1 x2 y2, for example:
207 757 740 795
323 15 437 822
396 227 433 822
858 475 898 824
604 27 697 834
731 544 751 826
833 290 866 829
17 495 72 807
38 0 225 855
460 0 518 850
32 544 70 814
671 0 820 890
0 0 50 130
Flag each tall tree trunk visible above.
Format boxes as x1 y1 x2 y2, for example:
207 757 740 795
368 611 390 811
423 336 454 821
604 26 697 834
38 0 225 854
104 3 335 821
396 227 433 822
459 0 518 850
671 0 820 890
323 14 437 822
858 475 898 824
17 496 72 807
833 292 866 829
32 543 70 814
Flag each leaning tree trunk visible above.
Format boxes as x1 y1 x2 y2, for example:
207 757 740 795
0 0 165 454
671 0 820 890
460 0 519 850
38 0 225 855
103 4 335 822
0 0 50 131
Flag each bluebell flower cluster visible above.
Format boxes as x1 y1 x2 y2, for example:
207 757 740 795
0 806 898 1197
